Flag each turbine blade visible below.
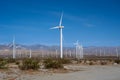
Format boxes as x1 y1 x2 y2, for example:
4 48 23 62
8 43 13 48
59 12 63 26
50 26 59 29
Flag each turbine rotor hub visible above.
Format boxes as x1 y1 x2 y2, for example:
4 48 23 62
59 26 64 29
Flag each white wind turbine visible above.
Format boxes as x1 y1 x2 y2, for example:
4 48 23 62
74 40 79 58
50 13 64 59
12 36 16 59
74 40 83 59
9 36 16 59
29 49 32 58
55 49 58 58
116 48 119 57
9 36 26 59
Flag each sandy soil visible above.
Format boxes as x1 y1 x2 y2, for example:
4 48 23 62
0 65 120 80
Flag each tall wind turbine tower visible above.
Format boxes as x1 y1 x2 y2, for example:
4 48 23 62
100 49 102 57
50 13 64 59
13 36 16 59
29 49 32 58
116 48 119 57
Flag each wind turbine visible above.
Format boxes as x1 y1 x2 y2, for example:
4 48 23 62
80 44 84 59
55 49 58 58
69 50 72 58
74 40 79 59
74 40 84 59
100 49 102 57
116 48 119 58
103 49 105 56
29 49 32 58
50 13 64 59
8 37 16 59
13 36 16 59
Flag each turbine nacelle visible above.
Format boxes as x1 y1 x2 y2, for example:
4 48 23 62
59 26 64 29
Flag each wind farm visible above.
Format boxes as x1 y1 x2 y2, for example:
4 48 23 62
0 14 119 60
0 0 120 80
0 12 120 80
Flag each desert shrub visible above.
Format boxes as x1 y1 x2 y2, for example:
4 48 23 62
77 60 82 64
109 59 113 62
100 61 107 65
89 61 94 65
7 58 16 63
15 61 20 65
0 58 4 61
19 58 40 70
44 58 63 69
0 60 8 69
93 60 97 62
84 59 87 63
58 58 71 64
114 59 120 64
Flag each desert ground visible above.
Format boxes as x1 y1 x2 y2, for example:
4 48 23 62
0 64 120 80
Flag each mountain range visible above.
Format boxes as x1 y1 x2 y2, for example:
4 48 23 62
0 44 120 56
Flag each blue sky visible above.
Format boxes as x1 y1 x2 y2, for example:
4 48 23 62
0 0 120 46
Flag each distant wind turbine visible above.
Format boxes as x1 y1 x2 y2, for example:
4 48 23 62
8 37 16 59
100 49 102 57
50 13 64 59
116 48 119 57
13 36 16 59
55 49 58 58
9 36 25 59
74 40 84 59
69 50 72 58
74 40 79 58
103 49 106 56
29 49 32 58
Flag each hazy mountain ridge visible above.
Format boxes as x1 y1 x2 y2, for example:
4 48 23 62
0 44 120 55
0 44 120 49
